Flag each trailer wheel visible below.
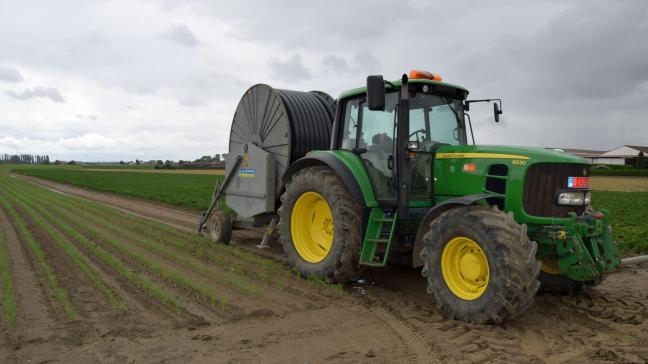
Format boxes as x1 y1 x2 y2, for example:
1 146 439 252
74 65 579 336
421 205 540 323
206 210 232 244
278 166 362 283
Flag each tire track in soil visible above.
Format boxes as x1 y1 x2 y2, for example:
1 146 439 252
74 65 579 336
354 287 435 364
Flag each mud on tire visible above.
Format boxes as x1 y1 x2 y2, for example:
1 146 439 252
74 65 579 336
278 166 362 283
421 205 540 324
205 210 232 244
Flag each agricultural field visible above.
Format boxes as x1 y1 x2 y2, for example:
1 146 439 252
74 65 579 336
2 168 648 362
81 168 224 175
590 175 648 192
0 168 374 362
12 167 648 254
13 167 223 210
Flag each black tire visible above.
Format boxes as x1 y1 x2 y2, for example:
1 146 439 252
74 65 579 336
538 256 604 295
278 166 362 283
538 272 583 295
205 210 232 244
421 205 540 324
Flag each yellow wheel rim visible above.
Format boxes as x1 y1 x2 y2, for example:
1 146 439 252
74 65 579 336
290 192 334 263
441 236 490 300
540 256 560 275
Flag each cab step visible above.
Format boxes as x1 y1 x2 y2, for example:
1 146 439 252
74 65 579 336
359 208 398 267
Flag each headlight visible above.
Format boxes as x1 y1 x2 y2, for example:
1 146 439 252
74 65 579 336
557 191 585 205
584 192 591 205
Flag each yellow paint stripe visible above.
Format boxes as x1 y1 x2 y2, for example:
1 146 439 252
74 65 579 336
436 153 530 160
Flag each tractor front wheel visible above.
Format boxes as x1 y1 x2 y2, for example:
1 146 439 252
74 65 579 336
421 205 540 323
278 166 362 283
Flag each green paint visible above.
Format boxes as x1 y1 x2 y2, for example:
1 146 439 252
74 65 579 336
307 150 379 207
360 208 398 267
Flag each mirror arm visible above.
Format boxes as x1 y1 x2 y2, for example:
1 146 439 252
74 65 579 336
465 113 475 145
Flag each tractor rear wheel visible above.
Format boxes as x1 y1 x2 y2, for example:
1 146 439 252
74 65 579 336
278 166 362 283
421 205 540 323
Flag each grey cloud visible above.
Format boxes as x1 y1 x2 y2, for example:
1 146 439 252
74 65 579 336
513 1 648 99
0 65 23 82
1 0 646 161
269 54 311 82
6 86 65 103
75 113 97 120
353 50 381 74
183 1 415 51
323 52 381 76
161 24 199 47
179 98 203 107
322 55 351 74
456 0 648 102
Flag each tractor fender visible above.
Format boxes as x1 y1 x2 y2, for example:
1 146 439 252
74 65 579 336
412 194 498 267
282 155 365 205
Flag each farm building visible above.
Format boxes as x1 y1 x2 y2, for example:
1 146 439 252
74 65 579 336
548 145 648 165
597 145 648 165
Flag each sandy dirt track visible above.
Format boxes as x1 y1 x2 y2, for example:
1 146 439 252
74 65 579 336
2 174 648 363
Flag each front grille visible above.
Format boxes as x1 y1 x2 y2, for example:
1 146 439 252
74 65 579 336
523 163 589 218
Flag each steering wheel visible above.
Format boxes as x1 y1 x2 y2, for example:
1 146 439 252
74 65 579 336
409 129 426 143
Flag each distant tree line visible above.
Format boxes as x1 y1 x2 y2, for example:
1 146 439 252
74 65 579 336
154 154 225 169
0 154 51 164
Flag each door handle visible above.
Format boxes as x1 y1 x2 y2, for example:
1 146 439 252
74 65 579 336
387 155 393 170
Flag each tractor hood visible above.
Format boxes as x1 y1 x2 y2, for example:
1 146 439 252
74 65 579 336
435 144 590 165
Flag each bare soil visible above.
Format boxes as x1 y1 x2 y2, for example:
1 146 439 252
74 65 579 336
2 174 648 363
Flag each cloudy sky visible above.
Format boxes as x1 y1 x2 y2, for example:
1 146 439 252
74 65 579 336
1 0 647 161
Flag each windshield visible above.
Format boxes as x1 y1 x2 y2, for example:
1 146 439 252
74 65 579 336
409 93 465 150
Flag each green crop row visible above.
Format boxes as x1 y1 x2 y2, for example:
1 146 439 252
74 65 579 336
18 181 264 297
3 185 126 313
5 181 230 310
2 179 185 313
12 168 222 210
0 192 76 320
10 175 279 275
592 191 648 254
0 223 17 326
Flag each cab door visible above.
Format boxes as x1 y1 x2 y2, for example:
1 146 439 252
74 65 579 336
340 93 399 203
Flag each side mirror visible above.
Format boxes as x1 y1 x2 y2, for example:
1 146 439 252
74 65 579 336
493 102 503 122
367 75 385 111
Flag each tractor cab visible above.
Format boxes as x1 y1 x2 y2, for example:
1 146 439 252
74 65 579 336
333 71 471 209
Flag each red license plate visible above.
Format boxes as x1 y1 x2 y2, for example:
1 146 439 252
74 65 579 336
568 176 589 189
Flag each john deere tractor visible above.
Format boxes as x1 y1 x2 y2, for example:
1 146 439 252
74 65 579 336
200 70 620 323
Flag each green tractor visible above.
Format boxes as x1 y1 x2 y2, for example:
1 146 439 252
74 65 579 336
200 70 620 323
